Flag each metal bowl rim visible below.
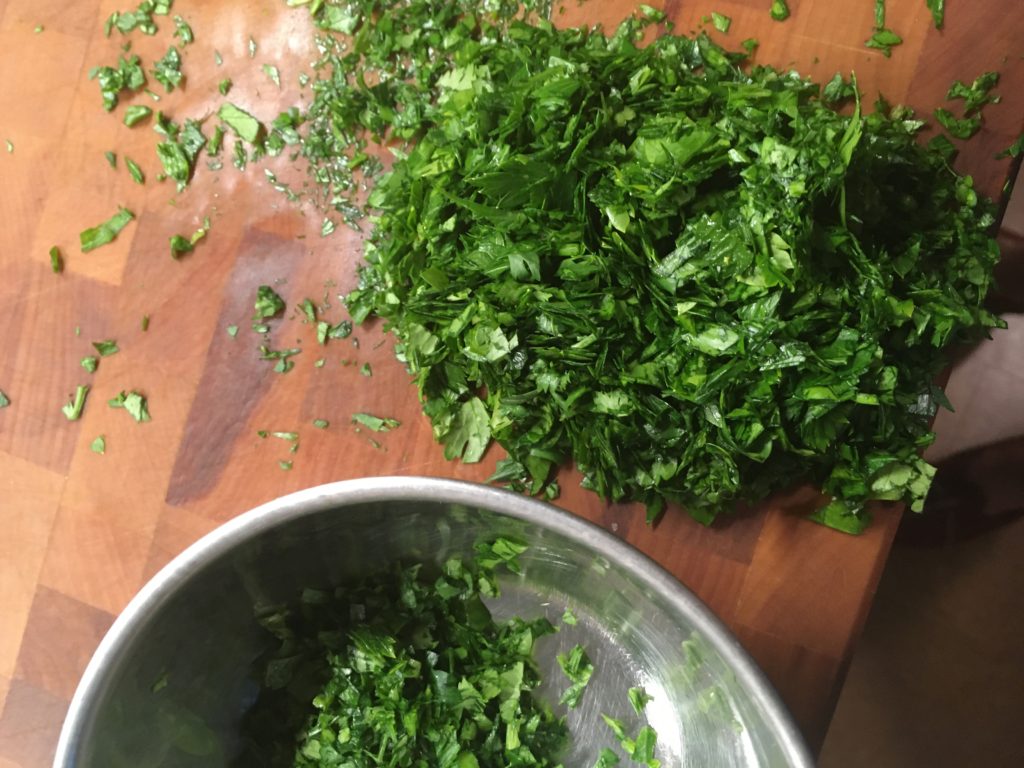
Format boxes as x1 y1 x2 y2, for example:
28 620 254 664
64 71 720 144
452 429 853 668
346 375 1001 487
53 476 814 767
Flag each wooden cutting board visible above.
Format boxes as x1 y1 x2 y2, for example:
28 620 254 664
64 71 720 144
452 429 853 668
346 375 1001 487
0 0 1021 763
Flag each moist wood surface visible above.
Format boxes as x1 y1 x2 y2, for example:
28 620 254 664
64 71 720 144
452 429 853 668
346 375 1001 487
1 0 1021 763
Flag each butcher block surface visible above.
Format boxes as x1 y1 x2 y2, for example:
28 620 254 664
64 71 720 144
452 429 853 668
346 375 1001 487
1 0 1022 763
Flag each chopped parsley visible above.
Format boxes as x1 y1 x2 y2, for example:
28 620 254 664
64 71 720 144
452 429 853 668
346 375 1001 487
92 339 119 356
359 362 372 377
108 390 151 422
89 54 146 110
711 12 731 33
770 0 790 21
556 644 594 708
80 208 134 252
125 156 145 184
262 63 281 88
351 412 400 432
218 102 264 143
927 0 945 29
253 285 286 330
123 105 152 127
49 246 63 274
62 385 90 421
312 418 329 429
81 356 99 373
151 46 184 92
172 14 193 44
91 435 106 454
0 390 9 409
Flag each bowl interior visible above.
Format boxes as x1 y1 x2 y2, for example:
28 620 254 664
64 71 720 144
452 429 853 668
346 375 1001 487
58 481 809 767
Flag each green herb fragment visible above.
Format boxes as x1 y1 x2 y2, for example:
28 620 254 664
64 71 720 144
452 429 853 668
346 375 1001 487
320 217 335 237
561 608 577 626
92 339 119 356
4 139 11 153
62 385 90 421
874 0 886 28
227 324 239 337
770 0 789 21
91 435 106 454
594 748 621 767
278 460 293 471
105 0 172 37
34 25 43 33
81 356 98 373
108 390 150 422
237 541 565 765
934 107 982 139
351 412 400 432
298 298 317 323
151 46 183 92
172 14 193 44
312 419 329 430
866 27 903 57
998 133 1024 159
80 208 134 252
218 102 263 143
946 71 1000 116
262 63 281 88
89 54 146 110
601 715 660 768
141 315 150 331
155 115 206 191
218 78 232 96
247 36 256 58
104 151 117 168
359 362 372 376
214 50 223 66
123 104 152 127
169 220 208 259
557 644 594 708
313 357 325 367
926 0 945 29
260 346 301 373
49 246 63 274
0 390 9 409
125 156 145 184
628 686 654 715
315 318 352 344
253 285 285 329
711 13 731 33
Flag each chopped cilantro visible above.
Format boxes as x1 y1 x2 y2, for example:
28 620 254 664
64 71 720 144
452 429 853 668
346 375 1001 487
278 459 293 471
91 435 106 454
104 151 117 168
351 412 400 432
312 418 329 429
81 356 98 373
927 0 945 29
247 36 257 58
218 78 232 96
227 324 239 337
946 71 1000 116
49 246 63 274
628 686 654 715
108 390 150 422
80 208 134 252
141 315 150 331
711 12 731 33
253 285 286 330
934 107 982 139
0 390 9 408
62 385 90 421
320 217 336 237
360 362 372 376
866 27 903 57
561 608 577 626
89 54 146 110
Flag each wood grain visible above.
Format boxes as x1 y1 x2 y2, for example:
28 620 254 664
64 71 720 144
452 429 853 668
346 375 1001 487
1 0 1021 764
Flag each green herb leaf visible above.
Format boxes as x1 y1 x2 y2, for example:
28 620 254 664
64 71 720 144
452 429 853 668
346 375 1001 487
80 208 134 252
926 0 945 29
91 435 106 454
49 246 63 274
125 156 145 184
711 13 731 33
934 107 982 139
628 686 653 715
173 15 193 44
360 362 372 376
866 28 903 57
151 46 184 92
81 356 99 373
227 324 239 337
218 78 232 96
557 644 594 708
770 0 790 21
351 412 400 432
218 102 263 143
92 339 119 356
313 418 329 429
108 390 151 422
62 385 90 421
946 71 1000 116
254 285 286 325
262 63 281 88
0 390 10 408
123 104 152 127
89 55 146 110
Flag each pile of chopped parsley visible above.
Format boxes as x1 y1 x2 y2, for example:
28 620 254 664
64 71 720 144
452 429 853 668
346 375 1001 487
284 1 1005 531
234 540 571 766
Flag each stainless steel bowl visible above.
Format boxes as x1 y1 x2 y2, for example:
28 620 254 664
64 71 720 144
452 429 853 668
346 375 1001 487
54 477 812 767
